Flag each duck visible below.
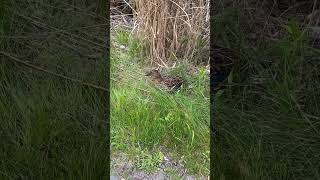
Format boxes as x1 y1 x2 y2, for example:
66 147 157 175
145 69 185 92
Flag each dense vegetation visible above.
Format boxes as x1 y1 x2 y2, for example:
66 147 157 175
213 1 320 179
110 29 210 177
1 1 109 179
1 0 319 179
110 0 210 178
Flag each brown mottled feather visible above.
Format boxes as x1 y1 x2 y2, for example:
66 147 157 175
146 69 184 91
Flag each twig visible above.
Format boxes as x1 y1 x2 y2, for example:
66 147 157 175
0 51 108 92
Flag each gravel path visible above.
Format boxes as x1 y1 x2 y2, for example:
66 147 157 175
111 146 208 180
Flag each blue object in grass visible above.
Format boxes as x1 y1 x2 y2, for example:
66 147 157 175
211 44 235 91
211 71 229 89
212 72 228 85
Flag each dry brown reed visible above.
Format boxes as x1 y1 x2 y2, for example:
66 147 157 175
133 0 210 67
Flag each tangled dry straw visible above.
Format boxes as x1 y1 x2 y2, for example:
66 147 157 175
133 0 210 67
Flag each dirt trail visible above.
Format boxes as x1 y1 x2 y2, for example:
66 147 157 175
111 147 208 180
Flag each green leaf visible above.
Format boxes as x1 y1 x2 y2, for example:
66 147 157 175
283 18 301 41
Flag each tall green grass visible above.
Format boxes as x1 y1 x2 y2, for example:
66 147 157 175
110 30 210 176
0 63 109 179
213 3 320 179
0 0 11 36
1 0 109 179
